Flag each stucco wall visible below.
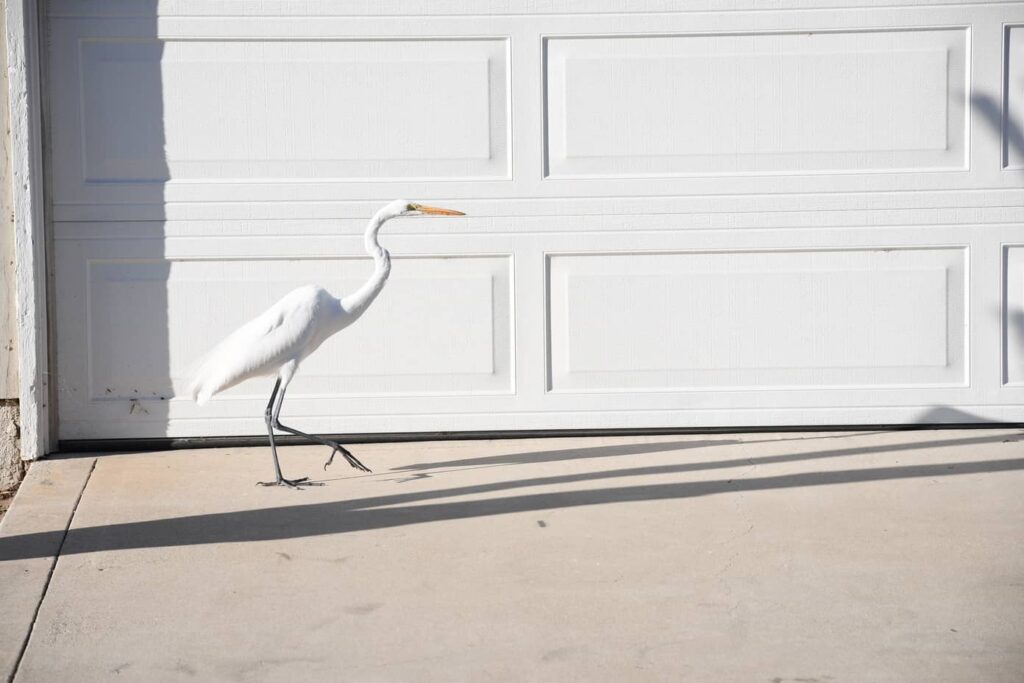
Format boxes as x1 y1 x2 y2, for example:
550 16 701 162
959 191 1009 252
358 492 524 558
1 0 15 398
0 399 20 490
1 0 23 489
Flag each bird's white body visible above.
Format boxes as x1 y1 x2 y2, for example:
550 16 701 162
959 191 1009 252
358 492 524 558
188 199 463 487
190 284 352 405
189 199 401 405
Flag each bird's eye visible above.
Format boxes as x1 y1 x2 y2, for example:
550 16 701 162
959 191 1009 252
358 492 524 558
407 204 417 212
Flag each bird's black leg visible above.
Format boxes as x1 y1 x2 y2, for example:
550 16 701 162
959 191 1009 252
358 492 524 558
258 378 323 488
273 422 372 473
270 384 371 473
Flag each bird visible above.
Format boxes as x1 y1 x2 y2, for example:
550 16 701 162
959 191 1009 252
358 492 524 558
189 199 466 488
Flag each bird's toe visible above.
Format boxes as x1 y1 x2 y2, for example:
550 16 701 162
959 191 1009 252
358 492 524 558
257 477 324 489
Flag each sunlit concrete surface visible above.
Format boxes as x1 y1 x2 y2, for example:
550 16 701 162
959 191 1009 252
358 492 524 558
1 430 1023 681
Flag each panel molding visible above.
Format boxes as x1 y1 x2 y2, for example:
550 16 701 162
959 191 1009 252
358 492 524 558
548 247 967 393
545 28 968 178
1004 26 1024 170
49 26 511 205
1003 244 1024 385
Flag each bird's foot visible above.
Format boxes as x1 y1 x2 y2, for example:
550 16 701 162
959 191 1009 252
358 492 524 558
324 444 372 473
257 476 325 489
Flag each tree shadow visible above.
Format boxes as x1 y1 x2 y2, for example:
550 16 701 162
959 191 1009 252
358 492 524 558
972 91 1024 165
2 430 1021 561
389 428 1009 475
340 431 1023 502
391 438 741 472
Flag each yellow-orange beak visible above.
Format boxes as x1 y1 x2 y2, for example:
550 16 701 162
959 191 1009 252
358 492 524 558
412 203 465 216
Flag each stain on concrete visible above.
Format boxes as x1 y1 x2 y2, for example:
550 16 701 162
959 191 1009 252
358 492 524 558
111 662 133 675
309 616 339 632
344 602 383 615
171 661 197 676
541 646 578 662
228 656 322 681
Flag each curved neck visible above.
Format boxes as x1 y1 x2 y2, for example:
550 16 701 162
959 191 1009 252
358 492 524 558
340 208 393 316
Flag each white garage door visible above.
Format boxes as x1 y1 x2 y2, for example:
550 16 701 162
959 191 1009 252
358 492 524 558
48 1 1024 441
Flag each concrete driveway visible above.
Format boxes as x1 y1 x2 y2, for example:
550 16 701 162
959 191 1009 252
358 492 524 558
1 430 1022 681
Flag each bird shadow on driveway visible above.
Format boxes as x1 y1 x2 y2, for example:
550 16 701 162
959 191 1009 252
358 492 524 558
2 431 1022 561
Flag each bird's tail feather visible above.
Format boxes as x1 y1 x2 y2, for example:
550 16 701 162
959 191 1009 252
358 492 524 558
187 349 218 406
188 345 251 406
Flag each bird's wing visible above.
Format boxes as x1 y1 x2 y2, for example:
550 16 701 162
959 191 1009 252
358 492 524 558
189 288 324 404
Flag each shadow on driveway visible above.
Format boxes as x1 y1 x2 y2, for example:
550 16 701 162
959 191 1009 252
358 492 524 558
2 430 1023 561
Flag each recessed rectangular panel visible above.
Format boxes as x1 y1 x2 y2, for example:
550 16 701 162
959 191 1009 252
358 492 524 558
549 248 965 391
86 256 511 399
1005 27 1024 169
1004 246 1024 384
546 29 966 177
77 38 507 182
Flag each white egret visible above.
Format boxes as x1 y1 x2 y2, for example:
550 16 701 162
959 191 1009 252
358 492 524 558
189 199 465 487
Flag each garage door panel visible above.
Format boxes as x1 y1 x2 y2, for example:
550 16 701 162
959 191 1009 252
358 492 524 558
172 256 512 398
50 6 1019 218
80 256 512 404
48 2 1024 440
86 259 175 401
51 20 509 203
545 28 966 178
548 248 965 392
54 222 1014 438
56 234 514 432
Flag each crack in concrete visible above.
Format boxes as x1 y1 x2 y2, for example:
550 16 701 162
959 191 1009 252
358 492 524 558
8 458 97 683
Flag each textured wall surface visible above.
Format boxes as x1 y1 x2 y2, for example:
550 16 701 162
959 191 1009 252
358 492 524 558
1 3 24 486
1 0 17 398
0 400 22 490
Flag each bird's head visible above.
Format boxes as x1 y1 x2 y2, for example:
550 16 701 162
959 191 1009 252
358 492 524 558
383 199 466 219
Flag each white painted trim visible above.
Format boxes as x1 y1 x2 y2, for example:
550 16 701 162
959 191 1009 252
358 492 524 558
5 0 49 459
